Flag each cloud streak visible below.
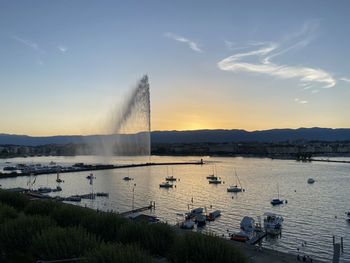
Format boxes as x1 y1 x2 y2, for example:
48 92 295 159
217 22 336 89
12 35 44 53
58 45 68 53
340 77 350 83
164 32 202 53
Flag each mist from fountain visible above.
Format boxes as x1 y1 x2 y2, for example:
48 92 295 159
82 75 151 156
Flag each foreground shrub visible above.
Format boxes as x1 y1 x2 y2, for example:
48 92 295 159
0 215 55 254
86 243 153 263
0 202 18 223
51 204 93 227
81 212 128 242
119 222 175 256
32 226 99 260
24 199 62 216
0 190 29 210
169 232 248 263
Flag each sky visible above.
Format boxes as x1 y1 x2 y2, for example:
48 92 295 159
0 0 349 136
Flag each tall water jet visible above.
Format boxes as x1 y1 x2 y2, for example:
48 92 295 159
86 75 151 156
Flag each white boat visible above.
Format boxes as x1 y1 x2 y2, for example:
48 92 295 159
227 168 243 192
263 212 283 235
307 178 315 184
159 181 173 188
207 166 218 180
180 220 195 229
231 216 255 242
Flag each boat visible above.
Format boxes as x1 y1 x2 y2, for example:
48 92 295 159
227 169 243 192
123 176 133 181
209 179 221 184
206 175 218 180
159 181 173 188
195 214 206 227
180 220 195 229
185 207 204 219
231 216 256 242
347 212 350 222
165 176 177 181
206 210 221 221
56 172 64 183
86 173 95 180
270 183 283 205
307 178 315 184
263 212 283 235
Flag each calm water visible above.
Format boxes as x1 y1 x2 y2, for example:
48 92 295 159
1 155 350 262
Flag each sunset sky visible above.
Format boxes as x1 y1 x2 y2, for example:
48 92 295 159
1 0 350 136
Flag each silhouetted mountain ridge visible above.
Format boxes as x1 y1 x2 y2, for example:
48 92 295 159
1 128 350 146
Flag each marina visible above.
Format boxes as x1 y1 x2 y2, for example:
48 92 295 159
0 155 349 262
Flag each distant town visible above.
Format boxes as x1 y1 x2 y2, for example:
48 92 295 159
1 141 350 159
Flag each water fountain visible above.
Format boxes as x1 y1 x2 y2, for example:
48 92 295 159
84 75 151 156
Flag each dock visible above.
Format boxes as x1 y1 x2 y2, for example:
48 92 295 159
119 201 155 217
0 160 204 179
311 158 350 164
248 230 267 245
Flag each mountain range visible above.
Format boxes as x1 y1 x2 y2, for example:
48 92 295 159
1 128 350 146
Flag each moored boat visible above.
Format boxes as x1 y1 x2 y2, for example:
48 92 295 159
263 212 283 235
165 176 177 181
209 179 221 184
307 178 315 184
159 181 173 188
206 210 221 221
195 214 206 227
231 216 255 242
180 220 195 229
123 176 133 181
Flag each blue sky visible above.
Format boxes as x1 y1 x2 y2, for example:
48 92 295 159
1 0 349 135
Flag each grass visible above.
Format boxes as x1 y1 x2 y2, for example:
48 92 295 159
0 189 248 262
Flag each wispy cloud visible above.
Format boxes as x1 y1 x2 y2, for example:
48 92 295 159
294 98 308 104
217 21 336 89
12 35 44 53
58 45 68 53
164 32 202 53
340 77 350 83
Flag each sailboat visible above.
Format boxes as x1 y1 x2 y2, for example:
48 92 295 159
56 171 64 183
271 183 283 205
227 168 243 192
207 165 218 180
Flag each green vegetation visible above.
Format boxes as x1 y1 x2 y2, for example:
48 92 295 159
0 189 248 263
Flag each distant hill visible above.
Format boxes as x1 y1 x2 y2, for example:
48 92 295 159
1 128 350 146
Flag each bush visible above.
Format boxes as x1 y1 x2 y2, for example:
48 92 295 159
81 212 128 242
86 243 153 263
0 202 18 223
169 232 248 263
51 204 93 227
119 222 175 256
0 214 55 254
0 190 29 210
24 199 62 216
32 226 99 260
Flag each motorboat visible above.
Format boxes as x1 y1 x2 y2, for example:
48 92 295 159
123 176 133 181
185 207 204 219
307 178 315 184
263 212 284 235
209 179 221 184
195 214 206 227
159 181 173 188
206 210 221 221
180 220 195 229
165 176 177 181
231 216 255 242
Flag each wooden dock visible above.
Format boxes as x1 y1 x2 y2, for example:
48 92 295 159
119 201 155 217
248 230 267 245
